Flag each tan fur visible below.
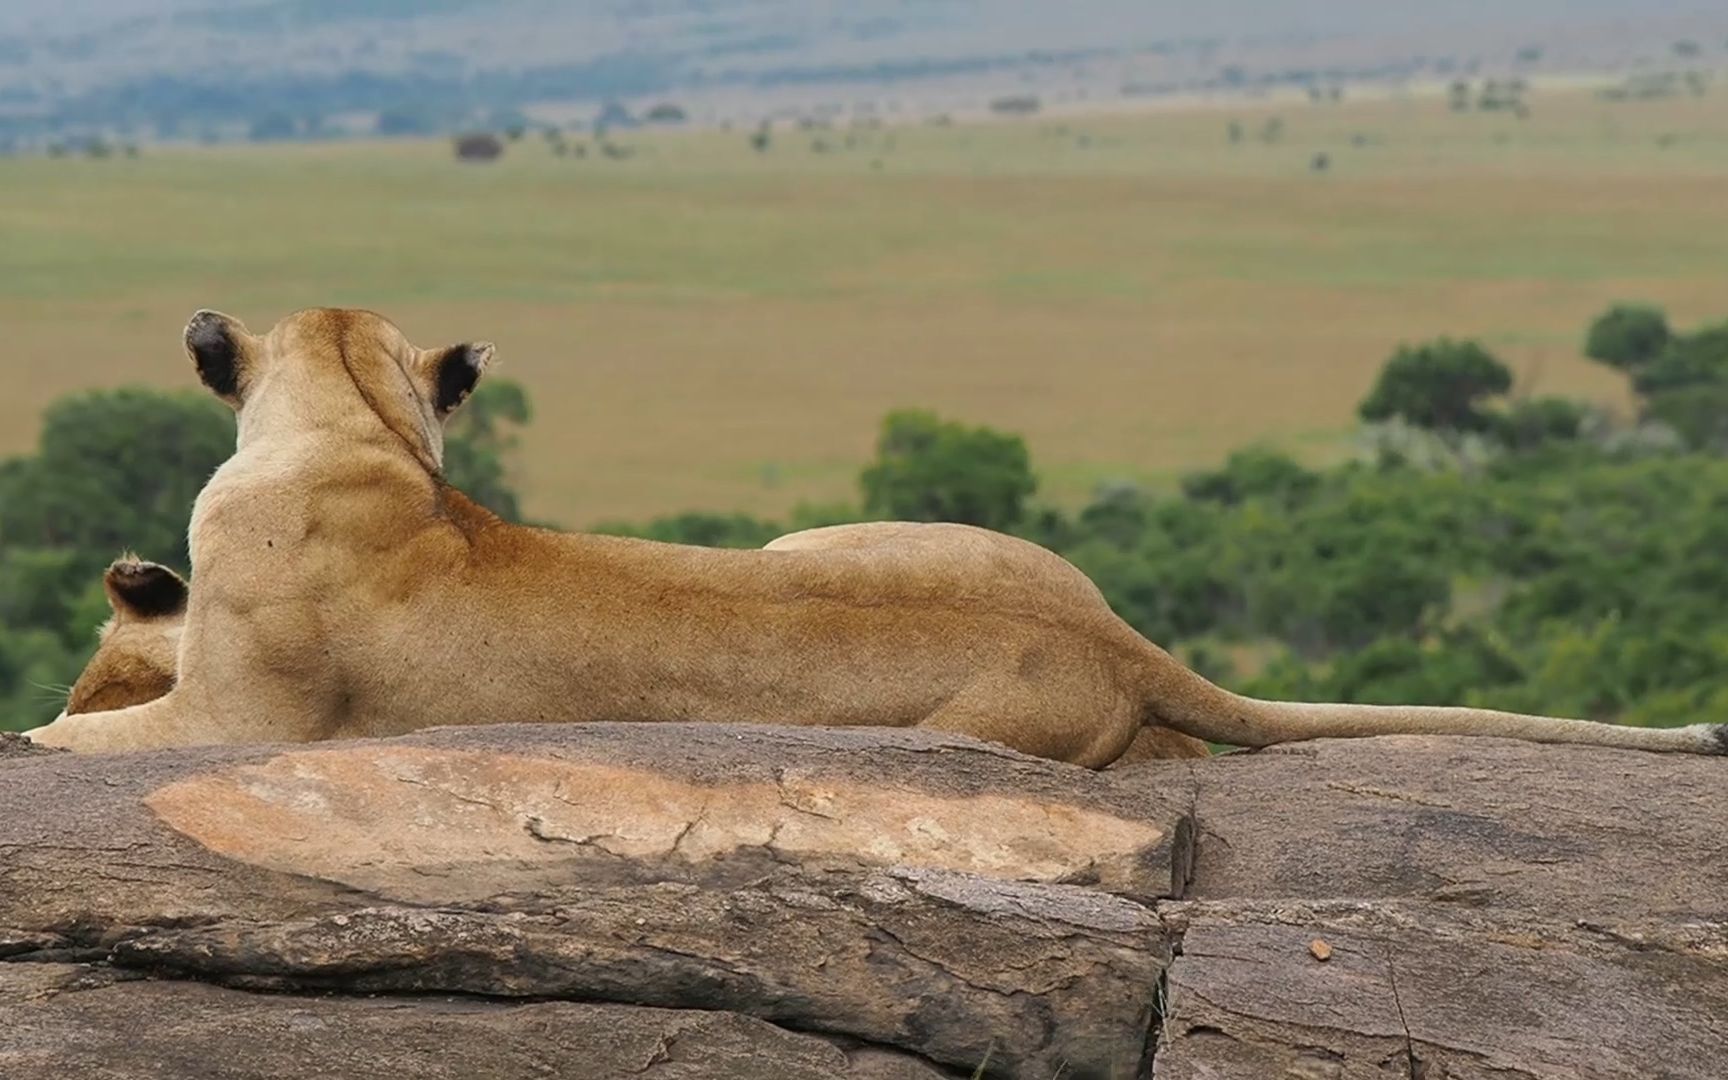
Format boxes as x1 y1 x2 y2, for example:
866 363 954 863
25 309 1726 760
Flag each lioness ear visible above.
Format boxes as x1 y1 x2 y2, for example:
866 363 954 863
424 341 495 417
184 309 255 404
103 557 188 621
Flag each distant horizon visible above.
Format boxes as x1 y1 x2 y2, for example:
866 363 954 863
1 0 1725 146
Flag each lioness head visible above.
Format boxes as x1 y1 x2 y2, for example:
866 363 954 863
184 308 495 468
63 557 188 716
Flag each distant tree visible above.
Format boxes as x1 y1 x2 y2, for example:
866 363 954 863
1226 120 1243 144
441 379 532 522
1448 79 1471 112
644 102 688 124
1359 339 1513 433
1584 303 1671 373
859 410 1036 531
749 127 771 153
1516 45 1544 64
1673 40 1702 59
1259 117 1284 143
451 132 505 162
1310 151 1331 172
988 95 1042 116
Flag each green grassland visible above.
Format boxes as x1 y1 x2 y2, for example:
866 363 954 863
3 85 1727 525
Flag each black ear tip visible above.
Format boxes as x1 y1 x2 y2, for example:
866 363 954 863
185 309 226 343
185 310 241 399
104 559 189 618
434 342 491 415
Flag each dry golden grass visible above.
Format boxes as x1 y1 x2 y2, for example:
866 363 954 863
2 86 1727 524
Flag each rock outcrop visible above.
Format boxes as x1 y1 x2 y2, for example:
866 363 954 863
1 726 1724 1078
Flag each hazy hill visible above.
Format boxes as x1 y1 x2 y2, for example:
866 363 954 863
0 1 1723 141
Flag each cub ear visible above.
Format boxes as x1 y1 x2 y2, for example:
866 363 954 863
103 557 189 621
424 341 496 417
184 309 255 404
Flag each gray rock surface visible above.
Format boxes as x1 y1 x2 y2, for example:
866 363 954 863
3 725 1725 1079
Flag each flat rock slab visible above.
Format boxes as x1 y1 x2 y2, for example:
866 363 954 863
0 723 1185 1077
1 721 1193 909
1154 899 1728 1080
0 964 947 1080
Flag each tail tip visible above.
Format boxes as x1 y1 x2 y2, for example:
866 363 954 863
1709 724 1728 756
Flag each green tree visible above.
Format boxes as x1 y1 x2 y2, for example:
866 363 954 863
859 410 1036 531
0 388 234 570
1358 339 1512 433
1584 303 1671 373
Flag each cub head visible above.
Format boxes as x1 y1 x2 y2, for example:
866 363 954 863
184 308 494 472
63 557 188 716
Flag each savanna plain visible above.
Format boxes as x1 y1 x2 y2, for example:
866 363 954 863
3 86 1726 525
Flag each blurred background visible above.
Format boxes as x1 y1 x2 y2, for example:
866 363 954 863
3 0 1728 730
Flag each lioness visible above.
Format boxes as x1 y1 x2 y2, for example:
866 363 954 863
51 555 1212 761
24 308 1727 760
